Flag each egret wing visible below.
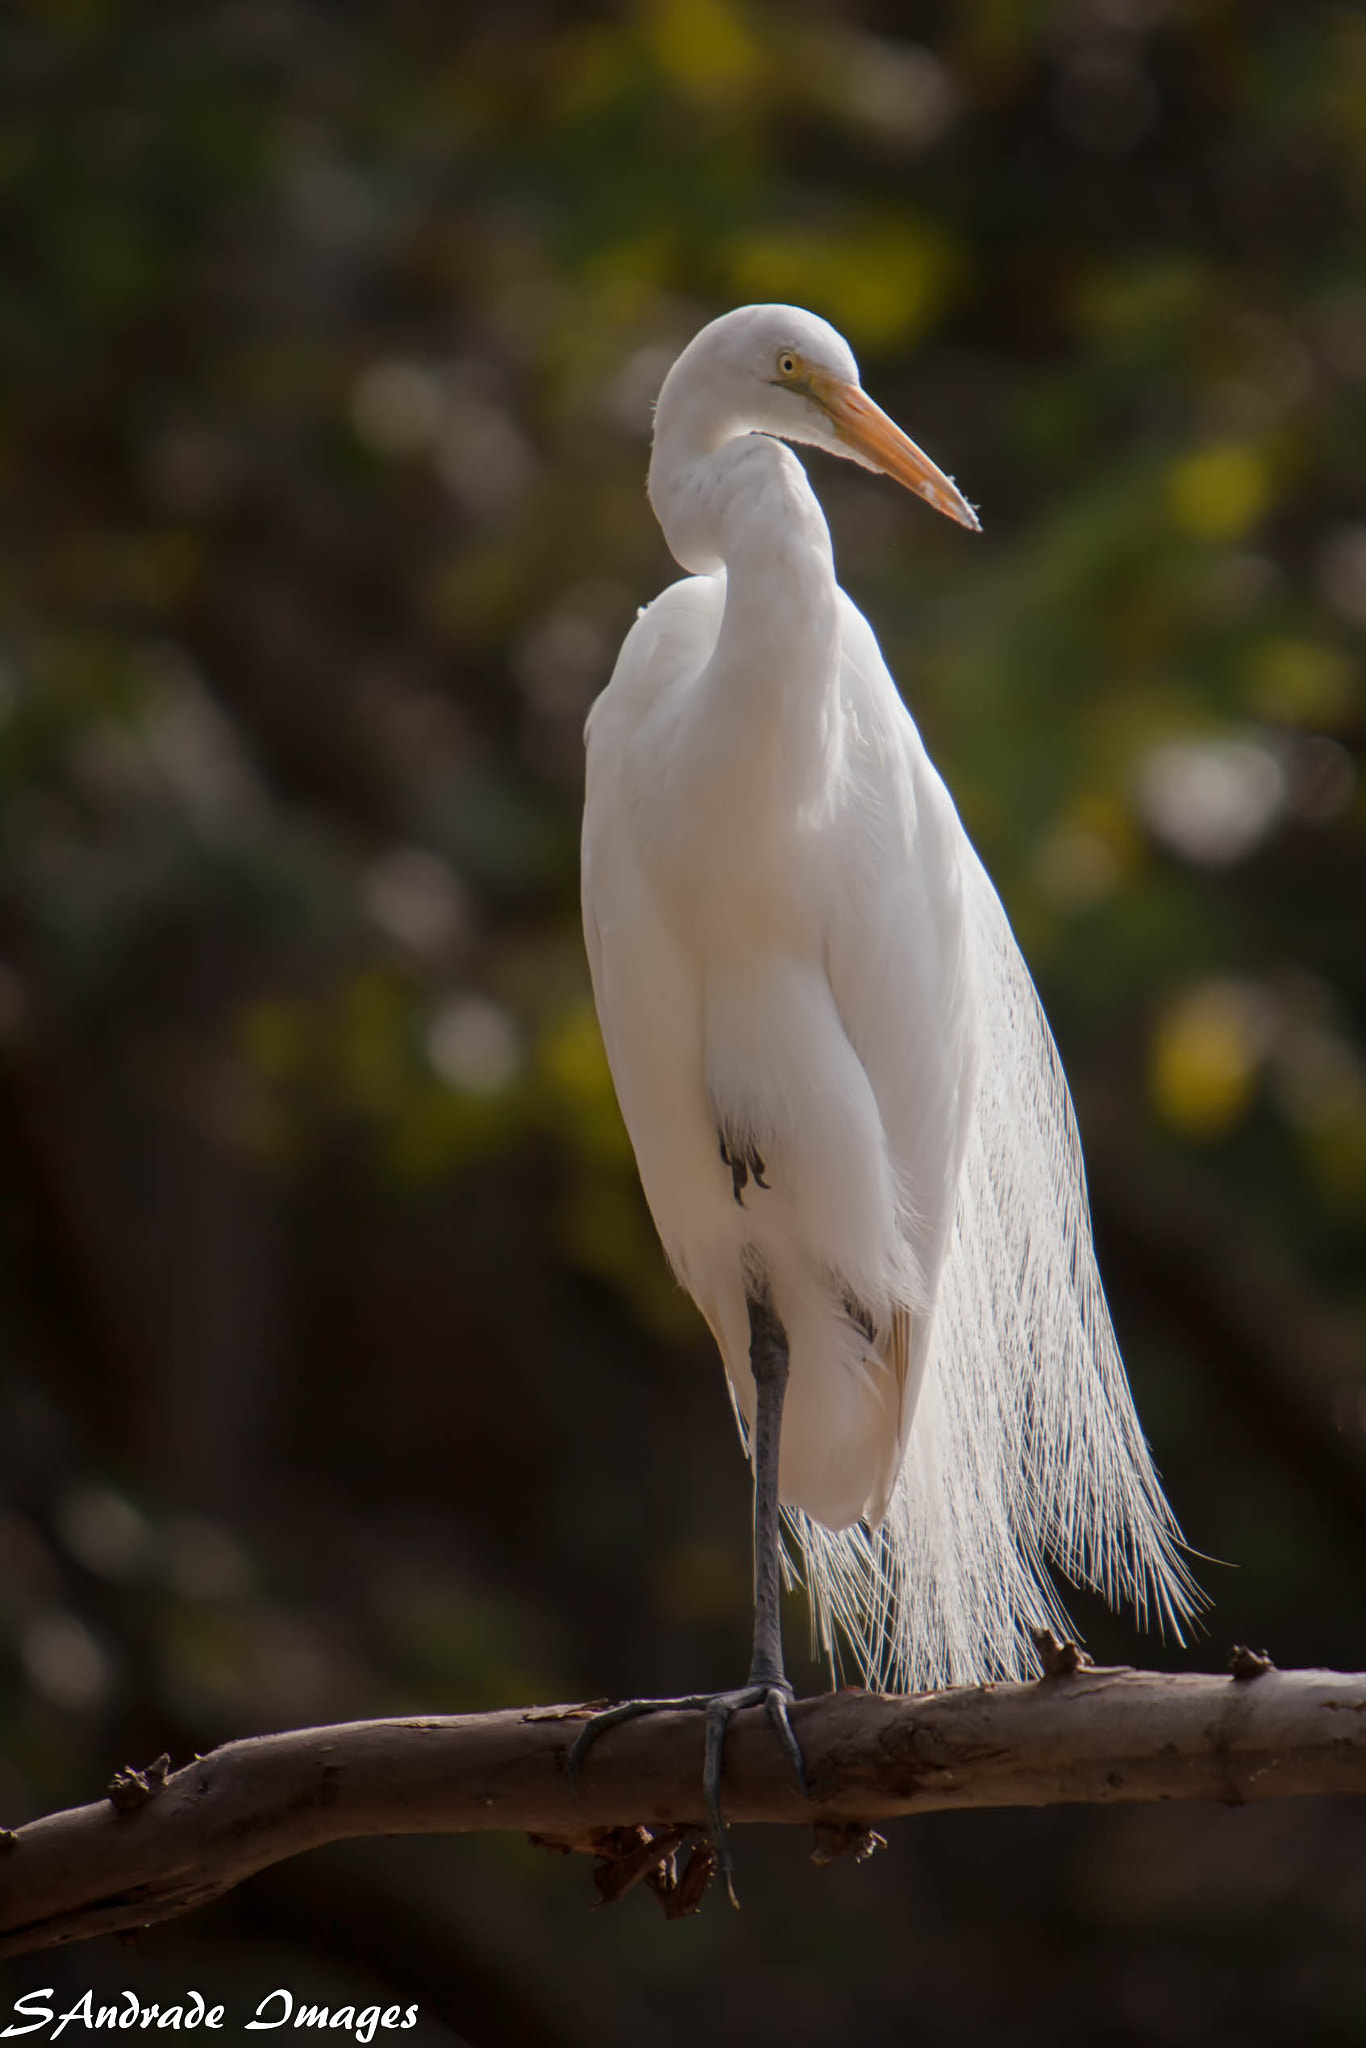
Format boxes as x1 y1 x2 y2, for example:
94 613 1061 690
581 581 727 1294
790 608 1202 1689
815 603 979 1491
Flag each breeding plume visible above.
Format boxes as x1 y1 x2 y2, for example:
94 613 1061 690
576 304 1199 1872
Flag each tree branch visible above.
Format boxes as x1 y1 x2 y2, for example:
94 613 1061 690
2 1665 1363 1956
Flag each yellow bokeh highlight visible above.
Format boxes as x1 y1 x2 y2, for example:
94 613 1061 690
238 997 310 1080
552 25 632 121
1031 793 1136 912
1075 257 1210 344
538 1000 634 1167
336 971 410 1116
1244 636 1358 727
643 0 758 93
425 544 523 649
725 219 957 352
1150 979 1273 1139
1166 443 1270 541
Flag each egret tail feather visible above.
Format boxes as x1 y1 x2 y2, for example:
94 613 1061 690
784 848 1203 1691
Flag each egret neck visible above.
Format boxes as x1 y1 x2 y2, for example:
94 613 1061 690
648 422 842 819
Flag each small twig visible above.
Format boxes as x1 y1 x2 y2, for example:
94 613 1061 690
810 1820 887 1868
590 1825 688 1907
664 1840 716 1918
1030 1628 1093 1677
1230 1646 1276 1681
542 1822 717 1917
106 1755 171 1813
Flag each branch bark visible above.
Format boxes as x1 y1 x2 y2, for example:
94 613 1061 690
2 1666 1363 1957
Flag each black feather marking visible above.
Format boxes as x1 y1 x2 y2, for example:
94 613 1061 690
842 1289 876 1343
718 1130 769 1207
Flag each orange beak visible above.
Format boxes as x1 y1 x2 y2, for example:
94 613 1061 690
818 376 980 533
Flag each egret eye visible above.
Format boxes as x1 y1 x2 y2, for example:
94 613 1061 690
777 351 798 377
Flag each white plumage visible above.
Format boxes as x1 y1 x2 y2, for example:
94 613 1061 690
582 304 1199 1695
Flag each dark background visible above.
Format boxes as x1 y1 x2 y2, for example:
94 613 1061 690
1 1 1364 2042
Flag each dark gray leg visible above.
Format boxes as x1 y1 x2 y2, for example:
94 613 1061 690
567 1283 807 1906
745 1289 788 1684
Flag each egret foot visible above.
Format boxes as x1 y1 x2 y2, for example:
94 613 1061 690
569 1290 806 1907
567 1681 806 1907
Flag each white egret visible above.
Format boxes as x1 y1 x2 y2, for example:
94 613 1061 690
574 304 1200 1888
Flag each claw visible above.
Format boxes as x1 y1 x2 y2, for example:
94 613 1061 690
763 1685 806 1793
566 1697 667 1792
701 1695 735 1904
568 1684 808 1909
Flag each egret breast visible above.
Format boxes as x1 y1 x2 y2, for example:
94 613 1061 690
702 952 924 1317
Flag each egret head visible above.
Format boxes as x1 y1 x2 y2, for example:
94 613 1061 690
654 303 980 534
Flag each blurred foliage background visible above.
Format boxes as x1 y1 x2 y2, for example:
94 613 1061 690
1 0 1364 2041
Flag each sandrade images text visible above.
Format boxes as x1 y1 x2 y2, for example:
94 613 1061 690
2 1993 420 2043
